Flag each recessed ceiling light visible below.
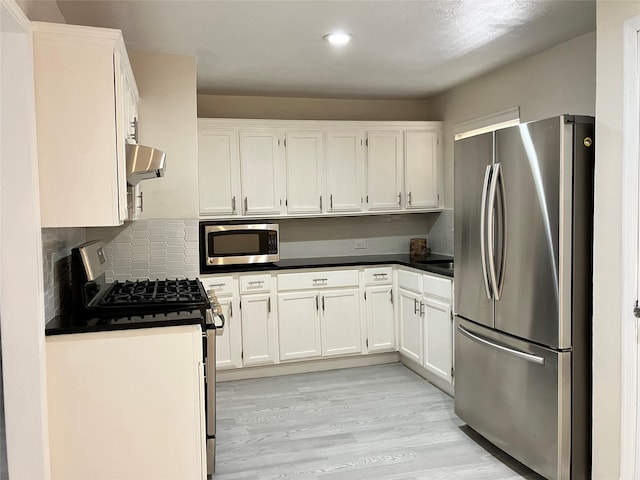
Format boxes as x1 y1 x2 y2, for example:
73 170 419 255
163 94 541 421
323 32 352 47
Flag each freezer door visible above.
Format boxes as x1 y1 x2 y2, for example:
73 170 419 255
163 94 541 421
454 132 494 328
494 117 566 348
454 317 571 480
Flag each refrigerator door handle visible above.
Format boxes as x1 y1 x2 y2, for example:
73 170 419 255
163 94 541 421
487 162 501 300
457 325 545 365
480 164 493 300
495 164 507 299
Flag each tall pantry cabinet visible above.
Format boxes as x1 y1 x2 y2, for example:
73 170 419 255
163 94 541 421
32 22 139 227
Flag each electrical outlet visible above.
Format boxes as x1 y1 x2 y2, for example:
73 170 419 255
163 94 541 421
354 239 367 249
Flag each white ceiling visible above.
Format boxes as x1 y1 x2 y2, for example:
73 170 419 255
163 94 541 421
56 0 596 100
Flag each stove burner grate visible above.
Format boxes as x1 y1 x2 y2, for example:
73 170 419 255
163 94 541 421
99 279 208 307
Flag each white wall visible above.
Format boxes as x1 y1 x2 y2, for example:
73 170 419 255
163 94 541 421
1 0 51 478
429 32 596 208
592 2 640 478
129 50 199 219
14 0 63 22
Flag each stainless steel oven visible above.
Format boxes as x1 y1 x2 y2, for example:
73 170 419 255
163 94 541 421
200 222 279 268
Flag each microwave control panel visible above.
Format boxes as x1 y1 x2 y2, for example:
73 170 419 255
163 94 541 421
268 231 278 254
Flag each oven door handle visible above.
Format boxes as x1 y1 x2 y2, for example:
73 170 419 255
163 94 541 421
205 310 225 334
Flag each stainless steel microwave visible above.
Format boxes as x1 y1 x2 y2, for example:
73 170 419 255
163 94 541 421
200 223 279 268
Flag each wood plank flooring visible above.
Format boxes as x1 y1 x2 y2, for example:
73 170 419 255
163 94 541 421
215 363 543 480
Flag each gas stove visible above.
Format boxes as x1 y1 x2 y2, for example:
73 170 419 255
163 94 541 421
67 240 222 476
70 241 211 319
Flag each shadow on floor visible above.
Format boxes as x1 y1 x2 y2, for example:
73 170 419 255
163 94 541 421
459 425 545 480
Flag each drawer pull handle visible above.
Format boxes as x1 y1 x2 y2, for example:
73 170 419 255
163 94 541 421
313 278 328 284
373 273 388 278
457 325 545 365
248 281 264 286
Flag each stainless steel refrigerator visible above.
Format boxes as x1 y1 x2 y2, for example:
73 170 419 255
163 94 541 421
453 115 593 480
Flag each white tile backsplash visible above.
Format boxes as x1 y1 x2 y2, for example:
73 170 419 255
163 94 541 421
41 227 86 320
86 219 199 282
427 208 454 255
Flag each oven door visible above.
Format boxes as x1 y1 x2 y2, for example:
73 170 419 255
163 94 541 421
202 223 279 266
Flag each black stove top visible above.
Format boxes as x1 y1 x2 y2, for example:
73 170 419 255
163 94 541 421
98 279 208 307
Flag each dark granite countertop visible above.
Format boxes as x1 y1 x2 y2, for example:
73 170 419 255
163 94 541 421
200 253 454 278
45 310 205 336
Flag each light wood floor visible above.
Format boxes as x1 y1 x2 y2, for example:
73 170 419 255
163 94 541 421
215 363 543 480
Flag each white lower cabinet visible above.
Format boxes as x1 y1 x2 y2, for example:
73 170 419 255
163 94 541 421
321 288 361 357
399 288 423 364
422 296 453 384
240 293 278 365
215 296 242 369
364 285 396 353
278 287 361 360
46 326 206 480
277 291 322 361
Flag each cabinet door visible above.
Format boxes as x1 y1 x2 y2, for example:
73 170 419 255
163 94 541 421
423 296 453 384
198 127 241 216
277 291 322 361
326 131 364 212
34 30 124 227
215 296 242 370
399 289 422 363
366 131 403 211
239 130 283 215
285 131 324 214
405 130 439 209
365 286 396 353
321 288 361 357
240 293 277 365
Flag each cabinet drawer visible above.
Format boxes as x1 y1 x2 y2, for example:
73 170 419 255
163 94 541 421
278 270 359 291
201 276 235 297
422 273 452 301
240 274 272 293
398 268 421 293
364 267 393 285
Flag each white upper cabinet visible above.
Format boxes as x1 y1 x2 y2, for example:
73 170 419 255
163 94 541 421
197 119 442 219
366 131 403 211
325 131 365 213
239 130 284 216
405 130 440 209
33 22 138 227
285 131 324 214
197 126 241 216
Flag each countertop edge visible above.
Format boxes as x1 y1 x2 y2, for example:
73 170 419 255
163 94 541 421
199 255 454 278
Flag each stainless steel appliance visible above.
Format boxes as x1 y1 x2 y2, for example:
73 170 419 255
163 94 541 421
454 115 593 480
71 240 224 477
200 222 279 269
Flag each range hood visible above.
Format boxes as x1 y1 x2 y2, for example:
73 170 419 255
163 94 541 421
125 143 166 186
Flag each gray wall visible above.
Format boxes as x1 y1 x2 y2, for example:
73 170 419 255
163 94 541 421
428 31 596 208
197 94 435 121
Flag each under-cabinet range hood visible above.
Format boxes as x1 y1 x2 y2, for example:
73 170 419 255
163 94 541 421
125 143 166 186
